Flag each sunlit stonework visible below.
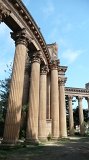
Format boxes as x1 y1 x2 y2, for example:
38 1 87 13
0 0 89 144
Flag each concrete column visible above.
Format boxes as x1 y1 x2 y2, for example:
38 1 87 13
77 96 85 135
26 51 41 143
59 78 67 138
68 95 74 135
38 65 48 141
47 74 51 119
50 60 59 139
3 29 29 144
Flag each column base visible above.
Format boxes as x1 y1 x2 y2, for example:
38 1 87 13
38 137 47 142
51 137 59 141
25 138 39 145
2 139 17 145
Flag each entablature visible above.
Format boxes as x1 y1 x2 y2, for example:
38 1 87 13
0 0 50 65
65 87 89 98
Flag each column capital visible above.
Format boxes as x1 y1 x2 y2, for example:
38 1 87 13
32 50 42 64
0 3 11 23
11 28 30 47
40 65 48 75
68 95 73 101
49 59 60 70
59 77 67 86
76 96 83 101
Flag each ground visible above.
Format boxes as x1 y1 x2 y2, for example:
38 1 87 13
0 137 89 160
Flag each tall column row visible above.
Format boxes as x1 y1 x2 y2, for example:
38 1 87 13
2 31 68 144
68 95 85 136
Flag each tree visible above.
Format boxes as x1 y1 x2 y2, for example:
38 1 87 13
0 64 12 137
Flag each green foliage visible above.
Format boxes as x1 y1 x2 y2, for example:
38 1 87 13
0 64 12 137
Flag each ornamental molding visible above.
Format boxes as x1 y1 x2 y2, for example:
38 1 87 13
32 50 43 64
40 65 48 75
11 28 31 46
59 77 67 86
2 0 50 63
58 66 67 74
49 59 60 70
0 2 11 22
65 87 89 98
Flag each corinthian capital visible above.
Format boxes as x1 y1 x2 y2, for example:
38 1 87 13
49 59 60 70
40 65 48 75
68 95 73 101
59 77 67 86
11 28 30 46
32 50 43 64
0 3 11 23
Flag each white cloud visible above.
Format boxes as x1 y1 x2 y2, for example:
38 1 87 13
62 49 82 64
41 1 55 18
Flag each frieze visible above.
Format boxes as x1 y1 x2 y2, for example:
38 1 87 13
6 0 50 63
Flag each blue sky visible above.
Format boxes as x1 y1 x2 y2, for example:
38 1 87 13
0 0 89 90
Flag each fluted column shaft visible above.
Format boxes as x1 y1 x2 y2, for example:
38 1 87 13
59 79 67 138
47 74 51 119
38 65 48 141
68 96 74 135
26 51 41 142
78 96 84 135
22 55 30 106
50 60 59 139
3 29 28 144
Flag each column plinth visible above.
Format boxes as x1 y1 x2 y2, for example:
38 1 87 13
50 60 59 139
38 65 48 141
26 51 41 143
68 95 74 136
77 96 85 135
3 29 29 144
59 78 67 138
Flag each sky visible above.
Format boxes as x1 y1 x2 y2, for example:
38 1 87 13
0 0 89 91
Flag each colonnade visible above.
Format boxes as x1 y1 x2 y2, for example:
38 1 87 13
68 95 89 136
2 29 67 144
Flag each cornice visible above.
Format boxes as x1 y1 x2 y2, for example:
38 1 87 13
65 87 89 93
58 66 68 73
7 0 50 63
